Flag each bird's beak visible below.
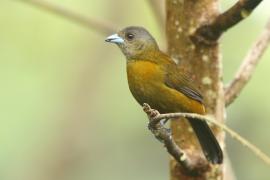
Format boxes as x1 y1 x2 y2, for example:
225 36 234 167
105 34 124 44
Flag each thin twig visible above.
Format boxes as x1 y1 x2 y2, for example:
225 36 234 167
17 0 116 35
143 104 270 166
191 0 263 45
225 18 270 106
143 104 196 174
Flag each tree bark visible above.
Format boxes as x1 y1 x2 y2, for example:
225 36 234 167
166 0 225 179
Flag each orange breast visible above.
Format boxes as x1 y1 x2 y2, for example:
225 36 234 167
127 60 163 82
126 60 205 114
126 60 163 105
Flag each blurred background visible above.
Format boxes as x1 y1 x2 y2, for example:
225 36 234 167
0 0 270 179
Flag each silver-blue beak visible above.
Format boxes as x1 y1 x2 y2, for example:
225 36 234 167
105 34 124 44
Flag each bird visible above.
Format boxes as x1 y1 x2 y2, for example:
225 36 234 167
105 26 223 164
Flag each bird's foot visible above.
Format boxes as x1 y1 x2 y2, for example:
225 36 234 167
160 118 169 126
148 118 171 133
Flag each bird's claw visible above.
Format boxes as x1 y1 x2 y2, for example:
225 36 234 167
148 118 171 133
164 127 172 135
160 119 169 126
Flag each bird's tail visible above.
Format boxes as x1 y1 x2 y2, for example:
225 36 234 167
187 117 223 164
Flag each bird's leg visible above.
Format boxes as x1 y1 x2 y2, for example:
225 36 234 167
143 103 172 137
161 118 170 125
148 117 170 131
160 118 171 134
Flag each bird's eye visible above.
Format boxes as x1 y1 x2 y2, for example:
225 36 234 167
126 33 134 40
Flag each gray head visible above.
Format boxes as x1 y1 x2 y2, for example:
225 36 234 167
105 26 159 60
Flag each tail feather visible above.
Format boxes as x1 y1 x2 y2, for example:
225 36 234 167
187 117 223 164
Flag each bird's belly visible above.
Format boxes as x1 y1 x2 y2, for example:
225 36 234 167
127 61 164 107
127 75 184 113
127 70 160 107
126 61 204 114
130 83 204 114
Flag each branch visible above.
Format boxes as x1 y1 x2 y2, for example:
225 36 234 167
191 0 263 45
225 18 270 106
143 104 196 175
17 0 116 35
143 104 270 166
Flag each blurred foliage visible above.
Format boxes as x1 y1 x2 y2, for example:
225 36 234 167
0 0 270 180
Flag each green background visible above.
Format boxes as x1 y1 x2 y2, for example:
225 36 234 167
0 0 270 179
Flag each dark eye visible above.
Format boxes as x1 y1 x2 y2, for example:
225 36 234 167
126 33 134 40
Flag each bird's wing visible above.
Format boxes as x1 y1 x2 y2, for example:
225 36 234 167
164 65 204 104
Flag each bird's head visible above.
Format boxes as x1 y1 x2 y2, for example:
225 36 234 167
105 26 159 60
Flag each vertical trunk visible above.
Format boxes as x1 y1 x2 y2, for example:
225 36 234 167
166 0 225 179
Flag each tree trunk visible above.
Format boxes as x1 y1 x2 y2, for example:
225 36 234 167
166 0 225 179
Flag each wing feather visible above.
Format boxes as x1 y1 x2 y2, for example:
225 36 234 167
164 65 204 104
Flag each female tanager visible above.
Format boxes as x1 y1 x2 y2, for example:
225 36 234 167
105 26 223 164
